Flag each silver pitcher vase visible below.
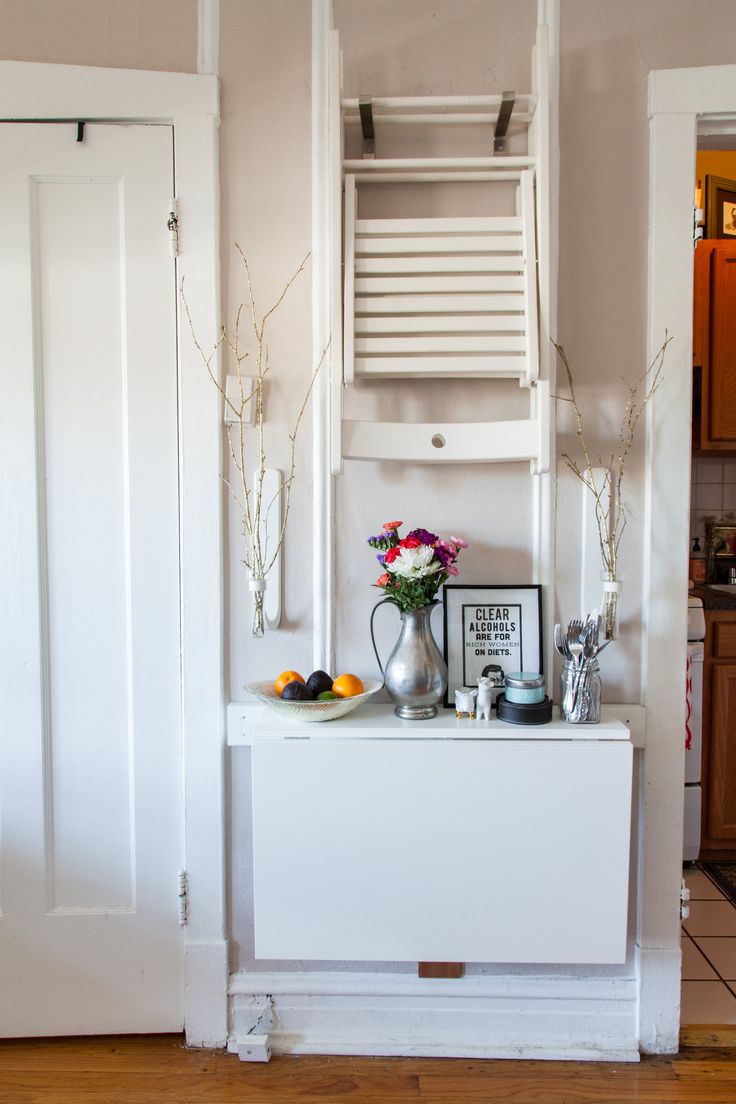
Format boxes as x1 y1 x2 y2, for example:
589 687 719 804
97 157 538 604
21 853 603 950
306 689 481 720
370 599 447 719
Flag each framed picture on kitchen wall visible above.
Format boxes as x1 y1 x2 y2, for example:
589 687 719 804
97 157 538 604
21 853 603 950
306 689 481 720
442 584 543 707
705 175 736 238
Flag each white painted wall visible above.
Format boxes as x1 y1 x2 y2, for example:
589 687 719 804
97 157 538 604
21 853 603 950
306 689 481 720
0 0 196 72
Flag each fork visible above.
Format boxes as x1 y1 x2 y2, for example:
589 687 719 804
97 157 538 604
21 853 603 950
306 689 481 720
563 619 585 714
566 619 584 666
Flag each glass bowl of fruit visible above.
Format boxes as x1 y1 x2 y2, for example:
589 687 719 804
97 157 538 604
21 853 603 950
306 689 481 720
246 669 383 722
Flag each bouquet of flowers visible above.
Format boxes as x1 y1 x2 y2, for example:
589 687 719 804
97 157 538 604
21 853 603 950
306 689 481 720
367 521 468 613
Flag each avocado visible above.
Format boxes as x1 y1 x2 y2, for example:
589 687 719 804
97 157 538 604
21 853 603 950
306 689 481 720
306 669 333 697
281 680 314 701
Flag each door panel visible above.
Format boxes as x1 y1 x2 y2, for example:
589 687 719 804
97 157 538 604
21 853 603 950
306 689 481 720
708 664 736 840
709 246 736 441
0 123 183 1035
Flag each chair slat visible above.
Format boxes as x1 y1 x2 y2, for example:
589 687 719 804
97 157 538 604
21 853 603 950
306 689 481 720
356 235 522 255
356 255 525 275
342 416 541 463
356 335 526 354
355 216 522 235
355 355 526 378
355 293 525 314
355 314 526 334
354 275 526 294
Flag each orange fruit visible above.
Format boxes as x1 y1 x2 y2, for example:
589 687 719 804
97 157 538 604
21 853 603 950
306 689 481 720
332 673 365 698
275 670 305 696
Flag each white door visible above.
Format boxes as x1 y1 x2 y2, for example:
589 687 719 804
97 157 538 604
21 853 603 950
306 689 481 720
0 123 183 1035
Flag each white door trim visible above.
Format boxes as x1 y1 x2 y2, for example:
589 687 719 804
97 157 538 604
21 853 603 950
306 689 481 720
0 61 226 1048
642 62 736 1053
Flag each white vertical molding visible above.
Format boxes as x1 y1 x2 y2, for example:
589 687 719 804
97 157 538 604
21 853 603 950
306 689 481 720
329 31 344 473
639 104 696 1054
312 0 336 673
342 173 356 388
175 110 228 1048
197 0 220 76
532 2 559 687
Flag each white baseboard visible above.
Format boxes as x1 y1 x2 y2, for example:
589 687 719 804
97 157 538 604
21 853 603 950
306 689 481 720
228 970 640 1061
636 944 682 1055
185 939 230 1047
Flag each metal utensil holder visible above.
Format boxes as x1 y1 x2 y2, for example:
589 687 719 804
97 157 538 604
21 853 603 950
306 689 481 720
560 658 601 724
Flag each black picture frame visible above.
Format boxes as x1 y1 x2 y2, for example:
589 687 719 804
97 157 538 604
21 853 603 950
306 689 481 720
442 584 543 708
705 175 736 239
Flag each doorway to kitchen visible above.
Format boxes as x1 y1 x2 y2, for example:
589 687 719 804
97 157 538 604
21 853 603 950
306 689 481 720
682 132 736 1033
644 62 736 1052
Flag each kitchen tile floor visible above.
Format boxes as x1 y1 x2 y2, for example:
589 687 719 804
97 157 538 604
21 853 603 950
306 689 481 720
682 864 736 1024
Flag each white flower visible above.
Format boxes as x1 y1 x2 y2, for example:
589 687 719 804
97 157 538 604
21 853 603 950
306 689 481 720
386 544 441 578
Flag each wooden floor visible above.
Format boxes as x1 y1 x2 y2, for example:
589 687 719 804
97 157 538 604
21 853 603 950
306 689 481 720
2 1035 736 1104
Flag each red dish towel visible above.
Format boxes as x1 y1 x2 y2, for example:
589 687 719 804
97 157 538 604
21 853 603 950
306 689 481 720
685 653 693 752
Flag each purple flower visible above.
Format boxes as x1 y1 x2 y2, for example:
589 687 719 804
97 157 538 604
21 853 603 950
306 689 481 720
433 540 455 566
407 528 438 546
376 553 386 565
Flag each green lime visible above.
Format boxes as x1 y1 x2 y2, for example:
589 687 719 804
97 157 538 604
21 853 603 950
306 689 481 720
317 690 338 701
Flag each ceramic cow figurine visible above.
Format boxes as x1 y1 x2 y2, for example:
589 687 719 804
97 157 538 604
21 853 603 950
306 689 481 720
454 688 477 718
476 676 494 720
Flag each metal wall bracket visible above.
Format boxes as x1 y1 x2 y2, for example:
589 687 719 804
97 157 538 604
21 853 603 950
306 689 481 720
493 90 515 153
223 375 257 426
359 95 375 158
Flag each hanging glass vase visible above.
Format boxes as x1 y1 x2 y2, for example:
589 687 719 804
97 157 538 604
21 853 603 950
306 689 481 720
249 575 266 638
602 573 621 641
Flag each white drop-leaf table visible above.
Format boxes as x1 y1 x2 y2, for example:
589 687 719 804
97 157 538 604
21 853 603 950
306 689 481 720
251 706 632 965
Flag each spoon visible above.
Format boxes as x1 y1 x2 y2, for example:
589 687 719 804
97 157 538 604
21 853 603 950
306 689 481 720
553 623 570 660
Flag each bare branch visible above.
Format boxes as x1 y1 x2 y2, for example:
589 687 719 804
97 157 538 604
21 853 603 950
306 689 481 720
553 332 670 585
182 247 319 635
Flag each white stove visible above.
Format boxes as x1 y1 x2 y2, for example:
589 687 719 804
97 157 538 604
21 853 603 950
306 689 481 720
684 595 705 862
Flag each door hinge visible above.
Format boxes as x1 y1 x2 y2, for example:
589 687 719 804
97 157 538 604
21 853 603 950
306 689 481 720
178 870 188 926
680 878 690 921
167 198 179 257
694 204 704 247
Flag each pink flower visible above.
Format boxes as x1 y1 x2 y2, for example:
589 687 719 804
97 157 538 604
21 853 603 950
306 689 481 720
446 564 460 576
383 520 402 532
449 536 468 549
375 572 390 587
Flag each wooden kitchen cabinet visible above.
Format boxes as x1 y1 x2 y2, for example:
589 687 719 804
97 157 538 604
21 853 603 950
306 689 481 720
703 609 736 847
693 241 736 453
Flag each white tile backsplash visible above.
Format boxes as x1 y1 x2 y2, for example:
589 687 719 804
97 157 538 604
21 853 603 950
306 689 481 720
697 459 724 484
697 484 724 511
691 459 736 542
